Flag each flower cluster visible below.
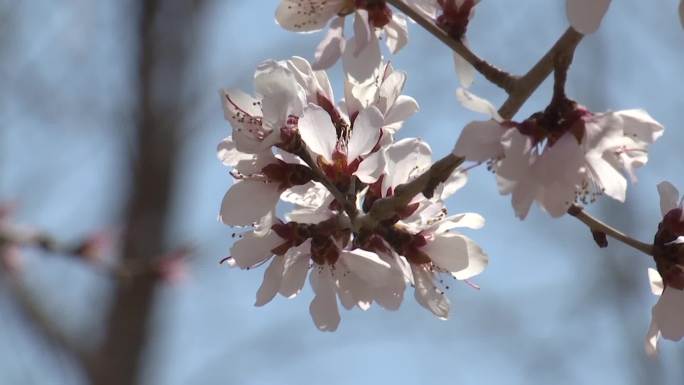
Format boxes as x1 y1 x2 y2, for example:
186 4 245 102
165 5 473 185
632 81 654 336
453 89 663 219
218 56 487 330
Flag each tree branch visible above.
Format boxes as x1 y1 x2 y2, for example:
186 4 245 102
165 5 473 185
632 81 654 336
498 28 583 119
356 154 464 231
567 205 653 256
386 0 517 93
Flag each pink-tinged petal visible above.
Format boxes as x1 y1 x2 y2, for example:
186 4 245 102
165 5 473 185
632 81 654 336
652 287 684 342
255 257 285 307
566 0 611 34
255 60 305 129
298 104 338 162
645 317 661 356
229 230 284 269
354 150 386 184
384 13 409 54
456 88 503 121
312 17 346 70
453 120 506 162
353 10 372 56
586 156 627 202
422 233 469 273
217 137 254 167
385 95 419 126
658 181 680 217
286 207 332 224
649 268 664 296
219 181 280 226
453 50 475 88
309 268 341 331
340 249 392 287
275 0 344 32
343 35 382 84
336 270 368 310
279 240 312 298
411 265 449 319
348 106 383 160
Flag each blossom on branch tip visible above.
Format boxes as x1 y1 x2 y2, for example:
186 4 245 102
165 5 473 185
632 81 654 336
275 0 408 74
453 89 664 219
646 182 684 354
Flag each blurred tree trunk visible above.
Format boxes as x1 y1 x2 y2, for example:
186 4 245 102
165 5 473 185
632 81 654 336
89 1 202 384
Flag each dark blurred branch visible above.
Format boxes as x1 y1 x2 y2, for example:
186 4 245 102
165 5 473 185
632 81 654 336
89 1 202 384
1 272 93 369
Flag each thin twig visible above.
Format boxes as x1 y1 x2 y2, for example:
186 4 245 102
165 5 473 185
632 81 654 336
386 0 517 93
568 205 653 256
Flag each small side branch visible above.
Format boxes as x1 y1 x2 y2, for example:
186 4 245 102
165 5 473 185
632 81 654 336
357 154 464 231
568 205 653 256
386 0 517 93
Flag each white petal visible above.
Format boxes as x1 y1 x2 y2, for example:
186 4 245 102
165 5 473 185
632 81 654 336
298 104 338 162
354 150 386 184
343 35 382 84
422 232 470 273
309 268 341 331
384 138 432 192
456 88 502 121
255 257 285 307
340 249 392 287
451 236 488 280
586 156 627 202
275 0 344 32
645 317 661 357
378 70 405 113
286 207 331 224
614 109 664 145
453 50 475 88
652 288 684 342
657 181 680 217
411 265 449 319
436 170 468 200
348 106 383 160
648 268 664 296
230 230 283 269
219 181 280 226
384 13 409 54
221 88 261 121
566 0 611 34
255 60 305 129
437 212 486 232
385 95 419 128
217 137 254 167
352 10 372 56
312 17 346 70
453 120 505 162
279 239 312 298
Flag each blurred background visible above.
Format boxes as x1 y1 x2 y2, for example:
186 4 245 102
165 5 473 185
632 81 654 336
1 0 683 384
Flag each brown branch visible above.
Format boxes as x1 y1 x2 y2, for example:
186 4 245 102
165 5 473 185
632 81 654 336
386 0 517 93
498 28 583 119
356 154 464 231
568 205 653 256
